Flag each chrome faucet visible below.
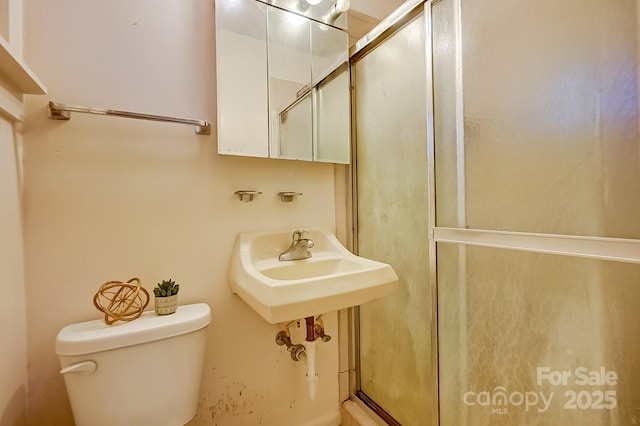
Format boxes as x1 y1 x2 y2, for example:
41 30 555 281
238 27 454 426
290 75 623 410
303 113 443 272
279 229 314 261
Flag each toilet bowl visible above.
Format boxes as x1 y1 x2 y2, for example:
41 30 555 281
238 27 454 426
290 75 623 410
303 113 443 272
55 303 211 426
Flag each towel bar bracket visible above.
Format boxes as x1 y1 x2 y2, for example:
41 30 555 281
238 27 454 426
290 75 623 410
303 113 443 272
48 103 70 121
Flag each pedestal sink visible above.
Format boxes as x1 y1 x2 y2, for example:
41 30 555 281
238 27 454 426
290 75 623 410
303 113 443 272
228 227 399 324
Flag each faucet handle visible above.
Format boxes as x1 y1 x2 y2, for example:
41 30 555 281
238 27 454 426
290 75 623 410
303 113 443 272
293 229 307 240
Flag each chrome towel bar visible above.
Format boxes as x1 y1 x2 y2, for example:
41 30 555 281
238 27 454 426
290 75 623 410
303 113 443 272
47 101 211 135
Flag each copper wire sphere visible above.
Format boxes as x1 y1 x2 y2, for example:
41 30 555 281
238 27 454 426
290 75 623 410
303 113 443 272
93 277 150 325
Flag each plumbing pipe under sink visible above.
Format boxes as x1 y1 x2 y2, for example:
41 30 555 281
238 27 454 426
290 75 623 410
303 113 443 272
275 316 331 400
301 339 319 400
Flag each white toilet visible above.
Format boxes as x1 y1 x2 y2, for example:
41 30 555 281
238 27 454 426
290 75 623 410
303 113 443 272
55 303 211 426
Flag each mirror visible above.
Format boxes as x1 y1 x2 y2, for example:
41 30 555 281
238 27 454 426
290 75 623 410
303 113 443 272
216 0 269 157
216 0 351 163
267 6 312 160
314 63 350 162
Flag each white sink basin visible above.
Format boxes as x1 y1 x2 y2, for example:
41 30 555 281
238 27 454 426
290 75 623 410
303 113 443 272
228 227 398 324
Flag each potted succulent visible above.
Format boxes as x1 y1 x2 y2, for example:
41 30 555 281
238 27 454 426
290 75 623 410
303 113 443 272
153 279 180 315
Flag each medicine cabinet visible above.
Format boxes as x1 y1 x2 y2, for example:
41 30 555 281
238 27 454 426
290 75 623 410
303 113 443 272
215 0 350 164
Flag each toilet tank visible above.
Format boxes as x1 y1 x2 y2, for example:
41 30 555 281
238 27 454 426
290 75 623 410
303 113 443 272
56 303 211 426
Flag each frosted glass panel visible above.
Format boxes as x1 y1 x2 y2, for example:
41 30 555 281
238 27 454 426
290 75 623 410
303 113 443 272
433 0 640 238
315 68 350 163
354 12 433 425
438 243 640 425
279 94 312 160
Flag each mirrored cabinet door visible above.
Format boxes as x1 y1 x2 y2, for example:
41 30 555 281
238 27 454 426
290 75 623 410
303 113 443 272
311 22 350 163
216 0 269 157
267 7 313 160
215 0 350 164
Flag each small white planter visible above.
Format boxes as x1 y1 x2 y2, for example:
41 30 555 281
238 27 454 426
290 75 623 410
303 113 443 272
155 295 178 315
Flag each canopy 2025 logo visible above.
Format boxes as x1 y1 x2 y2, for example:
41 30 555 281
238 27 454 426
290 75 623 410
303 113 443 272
462 366 618 415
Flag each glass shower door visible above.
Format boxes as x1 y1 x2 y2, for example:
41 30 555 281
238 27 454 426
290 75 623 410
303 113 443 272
352 7 434 425
352 0 640 424
432 0 640 425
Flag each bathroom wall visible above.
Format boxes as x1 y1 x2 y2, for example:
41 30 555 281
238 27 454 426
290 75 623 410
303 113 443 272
349 0 404 20
21 1 340 425
1 0 29 422
0 116 28 426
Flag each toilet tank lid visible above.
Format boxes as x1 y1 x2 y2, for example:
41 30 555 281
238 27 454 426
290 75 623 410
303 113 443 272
55 303 211 356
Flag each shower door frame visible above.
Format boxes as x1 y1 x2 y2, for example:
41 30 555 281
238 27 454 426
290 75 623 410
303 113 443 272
349 0 640 424
348 1 439 425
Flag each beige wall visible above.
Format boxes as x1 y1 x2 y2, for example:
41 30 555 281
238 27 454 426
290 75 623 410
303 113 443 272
0 116 28 426
350 0 404 21
1 2 29 421
22 0 340 424
1 2 33 424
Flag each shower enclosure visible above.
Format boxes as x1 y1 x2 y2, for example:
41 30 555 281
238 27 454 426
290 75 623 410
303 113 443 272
350 0 640 424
